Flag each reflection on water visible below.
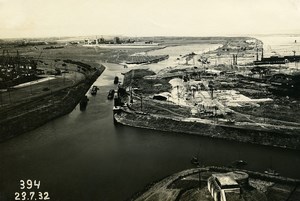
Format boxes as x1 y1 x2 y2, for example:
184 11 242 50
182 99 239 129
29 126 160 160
0 41 300 201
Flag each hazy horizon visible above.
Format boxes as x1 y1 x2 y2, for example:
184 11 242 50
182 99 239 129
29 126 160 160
2 33 300 41
1 0 300 39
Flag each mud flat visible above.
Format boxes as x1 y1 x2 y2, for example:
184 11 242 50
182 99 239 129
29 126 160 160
0 63 105 142
114 111 300 150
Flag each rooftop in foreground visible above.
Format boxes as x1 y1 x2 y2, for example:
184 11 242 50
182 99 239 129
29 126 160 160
213 174 238 187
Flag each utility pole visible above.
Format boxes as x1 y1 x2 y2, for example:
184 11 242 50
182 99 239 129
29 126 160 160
198 171 201 189
16 50 20 71
0 91 2 106
7 80 12 104
293 51 297 69
140 95 143 111
63 64 67 85
130 86 133 104
29 81 33 95
177 85 179 105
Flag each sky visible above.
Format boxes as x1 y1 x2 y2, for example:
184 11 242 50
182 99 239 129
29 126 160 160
0 0 300 39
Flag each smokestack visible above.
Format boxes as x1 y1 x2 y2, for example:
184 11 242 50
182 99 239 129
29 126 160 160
256 48 259 61
261 48 264 60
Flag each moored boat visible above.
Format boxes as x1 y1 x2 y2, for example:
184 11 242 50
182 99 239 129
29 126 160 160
91 86 99 95
114 76 119 84
80 95 89 111
191 156 200 166
107 89 115 100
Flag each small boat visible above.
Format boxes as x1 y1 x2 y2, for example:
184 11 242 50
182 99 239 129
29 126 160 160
264 169 279 176
80 95 89 111
236 160 247 165
232 160 247 167
107 89 115 100
191 156 200 166
114 76 119 84
91 86 99 95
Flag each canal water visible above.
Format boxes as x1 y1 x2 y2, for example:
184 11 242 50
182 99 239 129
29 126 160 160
1 42 300 201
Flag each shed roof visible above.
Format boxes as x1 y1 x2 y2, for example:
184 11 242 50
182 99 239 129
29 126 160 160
214 175 238 186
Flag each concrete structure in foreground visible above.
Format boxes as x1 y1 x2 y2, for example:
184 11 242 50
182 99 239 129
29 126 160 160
130 167 300 201
208 172 249 201
208 175 240 201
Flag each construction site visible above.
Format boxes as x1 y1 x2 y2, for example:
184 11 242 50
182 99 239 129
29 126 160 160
114 37 300 150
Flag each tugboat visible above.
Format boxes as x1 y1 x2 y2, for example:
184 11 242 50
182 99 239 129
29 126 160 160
114 76 119 84
107 89 115 100
80 95 89 111
91 86 99 96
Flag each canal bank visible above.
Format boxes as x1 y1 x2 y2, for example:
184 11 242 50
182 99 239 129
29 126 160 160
0 63 105 141
114 110 300 150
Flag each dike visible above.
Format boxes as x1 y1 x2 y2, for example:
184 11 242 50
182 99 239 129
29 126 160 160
0 64 105 142
114 111 300 150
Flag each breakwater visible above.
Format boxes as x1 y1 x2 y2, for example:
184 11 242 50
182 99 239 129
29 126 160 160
0 64 105 142
114 111 300 150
